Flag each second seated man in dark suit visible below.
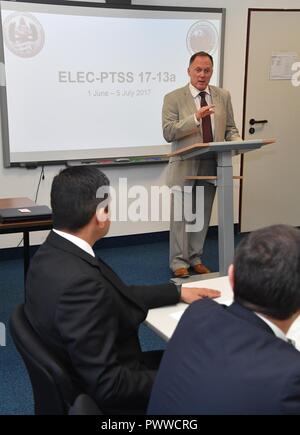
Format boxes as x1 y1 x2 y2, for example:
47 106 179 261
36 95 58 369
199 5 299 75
148 224 300 415
163 51 241 277
24 166 219 415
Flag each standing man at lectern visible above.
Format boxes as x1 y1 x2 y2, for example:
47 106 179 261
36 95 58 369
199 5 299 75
163 51 241 277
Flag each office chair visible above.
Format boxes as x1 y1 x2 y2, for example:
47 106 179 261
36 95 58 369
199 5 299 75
10 304 79 415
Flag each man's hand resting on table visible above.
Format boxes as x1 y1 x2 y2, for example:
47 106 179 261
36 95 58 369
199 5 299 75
180 287 220 304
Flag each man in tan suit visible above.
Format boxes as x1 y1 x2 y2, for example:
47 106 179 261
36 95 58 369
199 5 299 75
163 51 241 277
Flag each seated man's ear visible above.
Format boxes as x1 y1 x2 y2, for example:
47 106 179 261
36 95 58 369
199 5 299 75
96 205 109 226
228 264 234 290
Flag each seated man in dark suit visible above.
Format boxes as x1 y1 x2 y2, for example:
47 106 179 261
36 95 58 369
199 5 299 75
24 166 219 415
148 224 300 415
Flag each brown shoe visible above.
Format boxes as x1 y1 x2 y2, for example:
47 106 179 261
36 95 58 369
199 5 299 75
174 267 190 278
193 264 211 274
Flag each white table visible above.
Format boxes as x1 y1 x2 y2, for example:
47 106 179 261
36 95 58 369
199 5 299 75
145 276 300 350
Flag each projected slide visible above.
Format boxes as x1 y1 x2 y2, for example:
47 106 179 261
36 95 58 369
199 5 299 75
0 1 224 165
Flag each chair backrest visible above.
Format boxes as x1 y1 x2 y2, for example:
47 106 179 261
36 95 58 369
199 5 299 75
68 394 102 415
10 304 79 415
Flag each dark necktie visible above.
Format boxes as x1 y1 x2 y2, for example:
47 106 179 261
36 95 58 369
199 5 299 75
199 91 213 143
287 338 296 348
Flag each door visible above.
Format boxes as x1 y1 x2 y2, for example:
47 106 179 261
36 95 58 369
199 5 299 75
241 9 300 232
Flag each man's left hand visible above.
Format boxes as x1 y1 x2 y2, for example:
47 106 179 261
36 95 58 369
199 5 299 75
180 287 221 304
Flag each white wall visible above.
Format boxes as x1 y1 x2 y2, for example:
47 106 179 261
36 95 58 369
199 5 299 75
136 0 300 129
1 0 299 249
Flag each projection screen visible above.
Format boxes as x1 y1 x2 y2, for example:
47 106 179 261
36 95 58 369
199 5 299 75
0 1 225 166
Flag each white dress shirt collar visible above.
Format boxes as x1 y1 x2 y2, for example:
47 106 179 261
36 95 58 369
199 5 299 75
255 312 288 342
53 229 95 258
189 83 211 98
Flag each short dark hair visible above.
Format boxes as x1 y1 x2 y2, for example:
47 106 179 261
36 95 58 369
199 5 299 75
51 166 109 231
233 225 300 320
189 51 214 67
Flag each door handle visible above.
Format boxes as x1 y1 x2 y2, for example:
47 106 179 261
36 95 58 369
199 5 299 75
249 118 268 125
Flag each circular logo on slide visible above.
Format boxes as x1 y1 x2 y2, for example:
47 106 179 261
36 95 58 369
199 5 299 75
3 12 44 58
186 20 218 55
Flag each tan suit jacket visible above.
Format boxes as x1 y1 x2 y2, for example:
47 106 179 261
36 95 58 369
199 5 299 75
163 84 241 186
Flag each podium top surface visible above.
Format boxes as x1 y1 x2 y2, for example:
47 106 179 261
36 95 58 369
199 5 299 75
168 138 275 159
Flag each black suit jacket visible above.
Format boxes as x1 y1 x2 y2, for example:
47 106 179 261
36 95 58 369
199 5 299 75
148 298 300 415
25 231 179 414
